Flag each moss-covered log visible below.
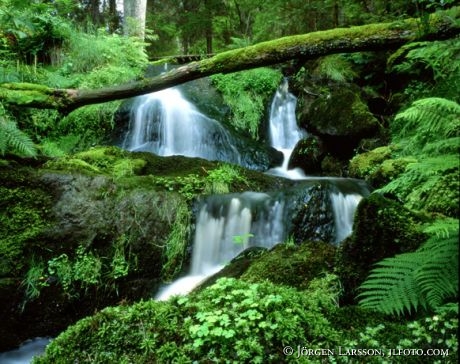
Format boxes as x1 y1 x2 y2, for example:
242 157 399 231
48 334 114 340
1 8 459 113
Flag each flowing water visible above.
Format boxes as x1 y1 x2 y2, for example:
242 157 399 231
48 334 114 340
155 78 368 300
3 79 369 358
122 87 241 164
0 338 50 364
266 78 307 179
155 192 286 300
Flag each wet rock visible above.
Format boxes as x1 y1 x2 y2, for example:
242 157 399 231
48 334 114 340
288 135 325 173
301 85 380 158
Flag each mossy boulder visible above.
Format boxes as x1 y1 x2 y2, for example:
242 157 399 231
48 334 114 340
198 241 336 292
321 154 346 176
348 146 393 178
240 242 336 289
423 171 459 217
195 247 268 291
302 85 380 157
348 145 418 188
288 135 325 173
335 193 427 305
0 156 185 350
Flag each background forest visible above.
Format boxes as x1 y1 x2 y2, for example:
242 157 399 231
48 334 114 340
0 0 459 363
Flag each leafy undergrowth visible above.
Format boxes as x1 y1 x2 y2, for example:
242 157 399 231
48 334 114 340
33 277 458 364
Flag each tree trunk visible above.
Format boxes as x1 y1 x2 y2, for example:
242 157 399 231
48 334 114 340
0 9 458 114
123 0 148 39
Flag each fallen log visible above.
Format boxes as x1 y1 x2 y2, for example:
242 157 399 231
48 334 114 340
0 8 459 114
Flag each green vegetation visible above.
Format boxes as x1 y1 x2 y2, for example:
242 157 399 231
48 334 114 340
377 97 459 216
0 0 459 360
33 276 458 363
33 277 342 363
0 110 36 156
359 219 458 315
211 68 282 140
161 200 191 281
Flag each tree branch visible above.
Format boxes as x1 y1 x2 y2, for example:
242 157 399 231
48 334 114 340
0 8 458 113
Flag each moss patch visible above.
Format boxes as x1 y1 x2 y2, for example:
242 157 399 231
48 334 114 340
0 169 53 277
241 242 336 289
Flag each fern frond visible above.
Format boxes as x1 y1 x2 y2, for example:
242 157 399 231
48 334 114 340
0 116 36 157
358 253 427 316
422 137 460 156
315 54 357 82
422 217 458 238
358 224 459 316
416 231 459 308
392 98 460 152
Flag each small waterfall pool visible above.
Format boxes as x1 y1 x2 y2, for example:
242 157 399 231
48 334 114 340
0 338 50 364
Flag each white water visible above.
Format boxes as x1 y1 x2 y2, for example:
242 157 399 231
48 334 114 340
155 192 286 300
122 88 240 163
266 79 365 242
0 338 50 364
330 192 363 243
267 78 307 179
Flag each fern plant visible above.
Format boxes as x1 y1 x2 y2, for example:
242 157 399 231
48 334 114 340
392 97 460 153
358 219 459 316
378 97 460 215
0 114 36 157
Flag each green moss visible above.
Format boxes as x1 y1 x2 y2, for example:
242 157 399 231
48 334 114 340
241 241 336 289
423 170 459 217
45 158 101 174
349 146 394 178
0 83 63 108
112 158 147 178
308 86 379 138
198 11 460 74
349 146 418 187
0 184 52 277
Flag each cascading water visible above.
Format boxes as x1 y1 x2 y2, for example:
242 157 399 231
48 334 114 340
122 87 241 164
265 79 366 242
330 189 364 243
155 192 286 301
267 78 307 179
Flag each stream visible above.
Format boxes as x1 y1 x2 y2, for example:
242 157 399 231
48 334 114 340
2 77 367 361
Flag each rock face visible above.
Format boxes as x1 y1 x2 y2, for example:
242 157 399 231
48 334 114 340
288 135 325 173
299 84 380 159
0 156 180 350
307 85 378 155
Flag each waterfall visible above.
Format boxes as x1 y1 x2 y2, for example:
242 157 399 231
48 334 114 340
267 78 307 178
155 192 286 301
122 88 240 164
265 79 367 242
151 79 369 301
330 191 364 243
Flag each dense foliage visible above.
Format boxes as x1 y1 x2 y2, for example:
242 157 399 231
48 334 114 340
0 0 458 362
33 276 458 363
